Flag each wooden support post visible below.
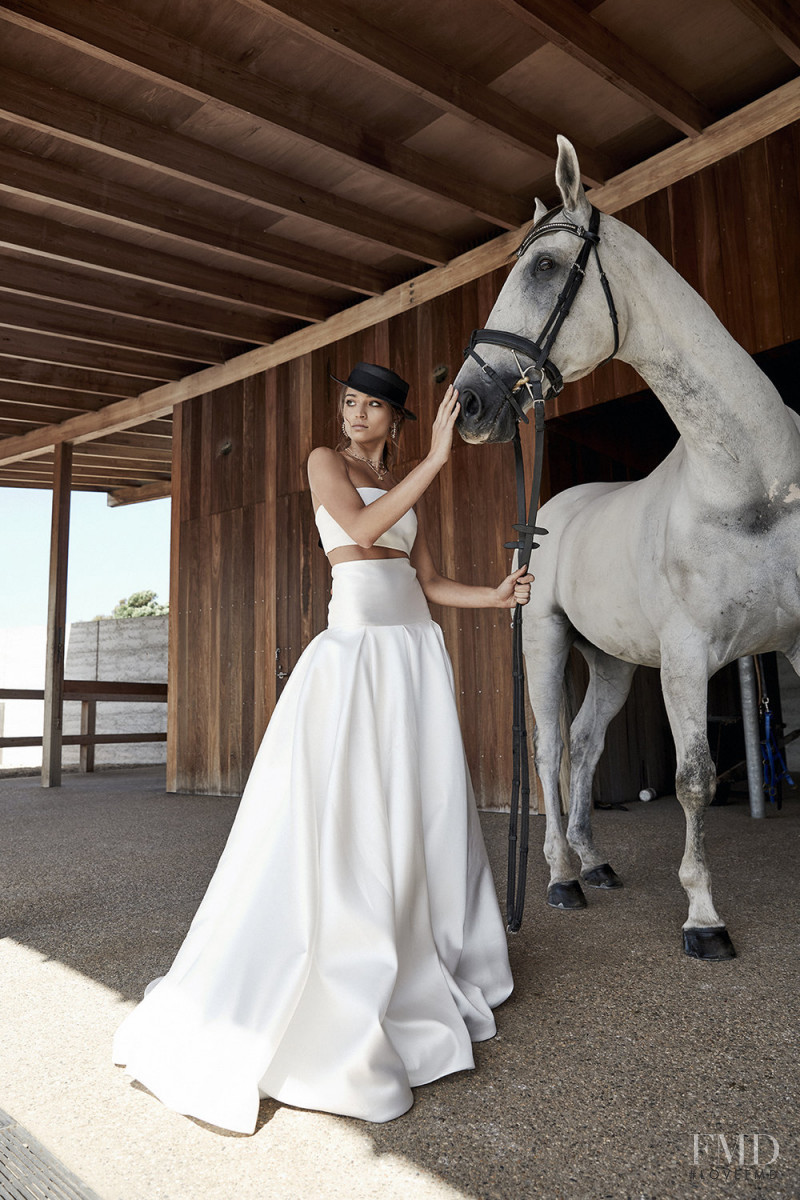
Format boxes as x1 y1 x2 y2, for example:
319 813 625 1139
79 699 96 773
41 442 72 787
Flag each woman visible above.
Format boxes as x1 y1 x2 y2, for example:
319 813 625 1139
113 363 533 1134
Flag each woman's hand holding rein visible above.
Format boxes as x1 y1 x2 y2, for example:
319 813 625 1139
494 565 535 609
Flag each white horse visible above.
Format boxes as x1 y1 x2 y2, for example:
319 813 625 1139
454 136 800 959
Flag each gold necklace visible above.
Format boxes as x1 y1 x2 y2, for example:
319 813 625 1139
344 448 388 478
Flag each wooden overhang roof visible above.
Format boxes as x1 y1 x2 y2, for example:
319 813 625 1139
0 0 797 502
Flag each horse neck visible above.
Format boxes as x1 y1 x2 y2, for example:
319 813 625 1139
611 228 799 494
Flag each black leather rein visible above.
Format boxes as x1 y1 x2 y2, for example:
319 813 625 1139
462 203 619 932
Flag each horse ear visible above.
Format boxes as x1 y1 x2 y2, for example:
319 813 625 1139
533 197 548 224
555 135 591 226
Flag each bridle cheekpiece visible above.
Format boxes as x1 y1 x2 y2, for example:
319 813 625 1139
463 203 619 423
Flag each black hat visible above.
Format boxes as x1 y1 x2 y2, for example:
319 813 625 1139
330 362 417 420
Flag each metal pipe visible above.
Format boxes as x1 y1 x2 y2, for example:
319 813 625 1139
737 655 765 819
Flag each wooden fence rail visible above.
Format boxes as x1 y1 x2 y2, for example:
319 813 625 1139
0 679 167 773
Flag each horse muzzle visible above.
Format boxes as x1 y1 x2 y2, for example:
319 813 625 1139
455 383 519 444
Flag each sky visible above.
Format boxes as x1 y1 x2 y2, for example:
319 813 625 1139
0 486 171 629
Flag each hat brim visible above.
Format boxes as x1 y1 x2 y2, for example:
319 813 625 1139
329 372 416 420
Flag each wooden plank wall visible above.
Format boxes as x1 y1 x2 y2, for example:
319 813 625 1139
168 126 799 804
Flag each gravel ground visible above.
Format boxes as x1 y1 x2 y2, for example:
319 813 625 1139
1 766 798 1200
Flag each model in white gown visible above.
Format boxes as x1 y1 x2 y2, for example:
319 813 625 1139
113 493 513 1133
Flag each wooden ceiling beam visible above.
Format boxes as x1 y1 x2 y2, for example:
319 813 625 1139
0 0 530 231
0 401 172 445
0 383 112 411
0 61 454 265
0 146 396 298
0 206 335 323
0 293 232 364
0 476 106 491
72 441 172 463
0 415 172 457
243 0 611 185
0 327 194 380
93 430 172 449
0 253 293 343
107 479 172 506
0 77 796 468
0 388 172 435
0 454 169 479
0 400 98 424
0 358 138 395
495 0 714 135
0 418 48 436
727 0 800 68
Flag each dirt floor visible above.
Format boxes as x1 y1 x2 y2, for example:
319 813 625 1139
2 766 798 1200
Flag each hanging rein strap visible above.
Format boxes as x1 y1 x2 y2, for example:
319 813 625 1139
462 203 619 933
506 406 547 931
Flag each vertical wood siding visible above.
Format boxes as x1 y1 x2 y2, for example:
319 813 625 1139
169 127 800 804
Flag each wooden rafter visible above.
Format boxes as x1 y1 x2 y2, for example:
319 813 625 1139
0 293 233 363
0 144 396 296
107 480 172 506
728 0 800 67
0 61 454 264
0 328 194 380
494 0 714 135
0 359 142 394
0 389 173 423
238 0 612 185
0 0 531 231
0 253 293 344
0 206 337 323
1 73 795 470
0 477 103 491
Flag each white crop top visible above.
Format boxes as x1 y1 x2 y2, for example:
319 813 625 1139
315 486 417 555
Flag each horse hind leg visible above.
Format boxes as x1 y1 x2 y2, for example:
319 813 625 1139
523 613 585 909
566 640 637 888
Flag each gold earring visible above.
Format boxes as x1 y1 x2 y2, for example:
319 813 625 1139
391 422 397 439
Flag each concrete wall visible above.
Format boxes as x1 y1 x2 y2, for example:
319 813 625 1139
0 617 167 770
63 616 168 767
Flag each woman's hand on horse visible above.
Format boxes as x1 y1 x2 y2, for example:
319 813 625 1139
427 386 460 469
495 566 535 608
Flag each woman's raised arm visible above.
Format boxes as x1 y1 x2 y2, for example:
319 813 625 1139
308 387 460 547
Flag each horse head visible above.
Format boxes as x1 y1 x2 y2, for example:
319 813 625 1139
454 136 624 444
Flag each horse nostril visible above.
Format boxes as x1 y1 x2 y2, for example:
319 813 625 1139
460 390 482 422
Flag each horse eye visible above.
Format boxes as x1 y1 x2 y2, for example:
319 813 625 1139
536 256 554 272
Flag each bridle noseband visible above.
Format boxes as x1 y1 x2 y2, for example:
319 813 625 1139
461 203 619 933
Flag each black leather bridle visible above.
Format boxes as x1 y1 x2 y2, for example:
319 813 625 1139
462 203 619 932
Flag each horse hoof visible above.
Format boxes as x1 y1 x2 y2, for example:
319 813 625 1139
581 863 623 889
547 880 587 909
682 926 737 960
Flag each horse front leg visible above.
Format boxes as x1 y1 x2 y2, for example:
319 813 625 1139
567 640 637 887
523 612 585 909
660 645 736 960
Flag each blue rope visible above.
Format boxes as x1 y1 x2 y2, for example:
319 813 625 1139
761 707 794 804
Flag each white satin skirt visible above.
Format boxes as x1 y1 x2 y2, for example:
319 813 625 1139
113 559 513 1133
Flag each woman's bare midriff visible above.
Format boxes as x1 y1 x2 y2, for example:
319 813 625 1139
327 546 409 566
